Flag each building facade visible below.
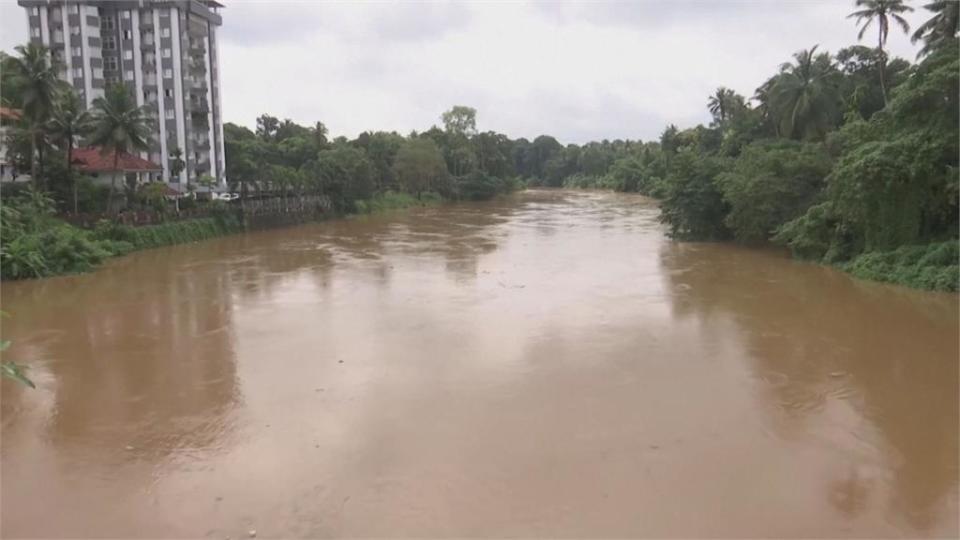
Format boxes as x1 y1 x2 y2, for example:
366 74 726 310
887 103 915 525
19 0 226 191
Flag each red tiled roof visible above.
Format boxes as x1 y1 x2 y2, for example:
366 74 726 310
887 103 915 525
71 147 163 173
0 106 22 121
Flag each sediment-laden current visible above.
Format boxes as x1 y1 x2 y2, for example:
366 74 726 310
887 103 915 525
2 189 957 537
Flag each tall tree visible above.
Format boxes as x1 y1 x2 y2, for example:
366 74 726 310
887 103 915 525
88 84 152 213
768 46 842 140
440 106 478 176
440 105 477 137
2 43 63 188
911 0 960 57
393 138 447 198
47 88 93 212
848 0 913 105
707 87 744 124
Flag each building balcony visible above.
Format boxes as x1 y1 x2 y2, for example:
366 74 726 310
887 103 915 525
189 100 210 114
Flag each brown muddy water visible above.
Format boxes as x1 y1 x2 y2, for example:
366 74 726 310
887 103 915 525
1 189 957 538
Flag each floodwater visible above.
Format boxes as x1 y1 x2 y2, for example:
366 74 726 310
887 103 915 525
1 189 957 538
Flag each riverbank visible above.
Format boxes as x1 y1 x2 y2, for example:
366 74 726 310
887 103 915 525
559 184 958 292
0 190 448 281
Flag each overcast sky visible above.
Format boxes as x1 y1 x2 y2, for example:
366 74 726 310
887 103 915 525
0 0 928 144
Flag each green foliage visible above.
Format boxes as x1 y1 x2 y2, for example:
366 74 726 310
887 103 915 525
1 335 35 388
768 46 844 140
658 150 732 240
0 190 120 279
843 241 959 291
392 138 448 197
780 42 959 262
2 362 36 387
717 139 832 243
911 1 959 57
454 171 502 201
774 202 857 262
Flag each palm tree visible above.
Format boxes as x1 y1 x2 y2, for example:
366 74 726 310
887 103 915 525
2 43 63 188
88 84 152 213
911 0 960 57
848 0 913 106
707 87 746 124
768 46 843 140
47 89 93 213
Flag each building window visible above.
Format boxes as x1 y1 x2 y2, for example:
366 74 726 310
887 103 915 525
124 70 134 80
92 67 103 79
122 10 131 19
163 68 173 79
123 50 133 60
101 17 115 30
123 29 132 40
30 27 41 38
104 57 118 71
71 47 82 56
161 28 171 38
73 67 83 78
71 25 80 35
53 30 64 42
103 36 116 50
165 109 175 119
164 88 173 98
32 7 40 16
162 48 171 58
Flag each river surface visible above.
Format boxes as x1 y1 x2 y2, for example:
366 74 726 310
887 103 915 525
1 189 957 538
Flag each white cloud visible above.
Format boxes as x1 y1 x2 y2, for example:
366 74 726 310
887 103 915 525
2 0 929 143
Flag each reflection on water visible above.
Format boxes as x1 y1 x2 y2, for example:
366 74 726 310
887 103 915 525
661 242 959 534
2 189 957 538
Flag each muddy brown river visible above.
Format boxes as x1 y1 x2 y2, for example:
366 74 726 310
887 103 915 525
1 189 957 538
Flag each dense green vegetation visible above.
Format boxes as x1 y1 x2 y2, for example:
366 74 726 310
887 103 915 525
0 190 125 279
223 105 528 213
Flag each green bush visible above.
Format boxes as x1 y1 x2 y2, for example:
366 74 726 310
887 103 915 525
0 191 121 280
658 150 733 240
717 139 831 244
843 240 959 291
455 171 505 201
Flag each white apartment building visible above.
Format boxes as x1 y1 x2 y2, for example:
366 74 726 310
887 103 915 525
19 0 227 191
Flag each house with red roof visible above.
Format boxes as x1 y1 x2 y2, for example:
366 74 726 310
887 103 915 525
70 147 164 188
